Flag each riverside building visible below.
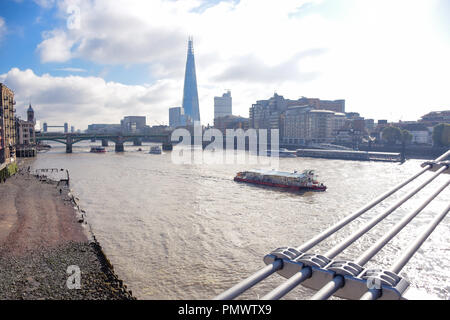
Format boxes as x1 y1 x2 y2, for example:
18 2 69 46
249 93 288 140
295 97 345 113
250 94 346 143
282 106 335 145
0 83 16 165
15 104 37 158
214 115 249 135
420 110 450 126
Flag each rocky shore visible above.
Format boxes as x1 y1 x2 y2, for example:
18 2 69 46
0 165 134 300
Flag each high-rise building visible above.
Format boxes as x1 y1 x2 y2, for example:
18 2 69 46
182 37 200 124
249 93 289 140
169 107 186 128
214 91 232 120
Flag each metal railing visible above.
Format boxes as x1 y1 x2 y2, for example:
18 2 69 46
215 150 450 300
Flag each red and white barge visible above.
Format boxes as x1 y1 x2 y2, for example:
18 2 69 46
234 169 326 191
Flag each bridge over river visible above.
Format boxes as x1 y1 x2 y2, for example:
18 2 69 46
36 132 173 153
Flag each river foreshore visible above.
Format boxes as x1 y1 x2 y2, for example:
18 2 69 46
0 163 134 300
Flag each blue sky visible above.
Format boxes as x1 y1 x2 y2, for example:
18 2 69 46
0 0 156 85
0 0 449 129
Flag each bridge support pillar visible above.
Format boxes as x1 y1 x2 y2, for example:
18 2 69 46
162 136 173 151
133 138 142 146
66 135 73 154
115 143 124 152
115 136 124 152
102 139 109 147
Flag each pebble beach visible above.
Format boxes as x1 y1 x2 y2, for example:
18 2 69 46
0 164 134 300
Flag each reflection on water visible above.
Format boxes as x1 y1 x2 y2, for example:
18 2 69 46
32 141 450 299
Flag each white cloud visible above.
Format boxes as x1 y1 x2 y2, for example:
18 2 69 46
0 68 181 129
29 0 450 125
37 29 75 63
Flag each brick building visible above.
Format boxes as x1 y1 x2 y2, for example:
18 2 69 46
0 83 16 164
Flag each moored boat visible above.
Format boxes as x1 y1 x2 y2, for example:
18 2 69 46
279 148 297 158
234 169 326 191
90 146 106 153
149 146 162 154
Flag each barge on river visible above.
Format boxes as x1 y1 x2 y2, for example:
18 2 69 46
234 169 326 191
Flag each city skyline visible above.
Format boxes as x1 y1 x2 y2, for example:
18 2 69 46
0 0 449 129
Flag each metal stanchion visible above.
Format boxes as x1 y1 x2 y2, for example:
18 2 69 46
310 276 344 300
261 267 312 300
213 260 283 300
360 202 450 300
390 202 450 274
324 166 447 259
311 177 449 300
356 178 450 266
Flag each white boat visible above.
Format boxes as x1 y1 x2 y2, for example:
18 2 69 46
279 148 297 158
149 146 162 154
264 149 297 158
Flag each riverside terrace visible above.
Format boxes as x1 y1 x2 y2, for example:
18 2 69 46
35 132 173 153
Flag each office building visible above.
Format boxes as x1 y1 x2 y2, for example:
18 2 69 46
214 115 249 134
282 106 335 144
296 97 345 113
214 91 232 120
169 107 186 128
121 116 147 134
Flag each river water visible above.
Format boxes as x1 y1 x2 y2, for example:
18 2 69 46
31 141 450 300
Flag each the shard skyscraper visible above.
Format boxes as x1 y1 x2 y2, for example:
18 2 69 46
182 37 200 123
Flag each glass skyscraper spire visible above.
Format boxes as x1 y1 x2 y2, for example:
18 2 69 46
182 37 200 123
